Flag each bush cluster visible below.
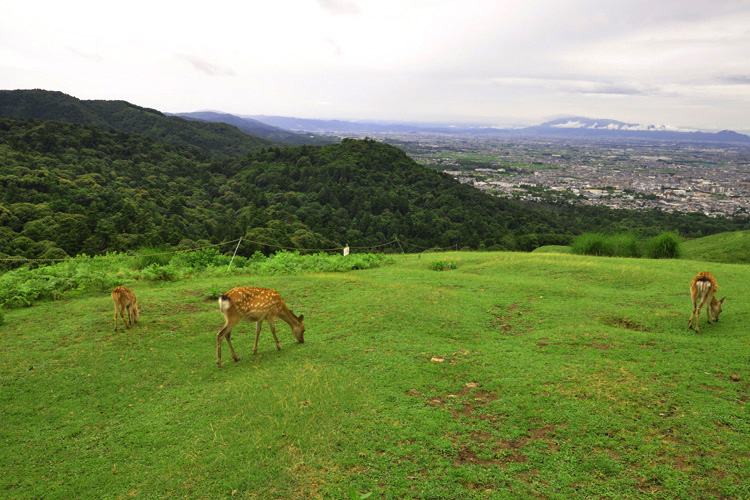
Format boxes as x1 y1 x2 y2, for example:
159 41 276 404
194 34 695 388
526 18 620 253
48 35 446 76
431 260 457 271
0 249 391 309
571 232 681 259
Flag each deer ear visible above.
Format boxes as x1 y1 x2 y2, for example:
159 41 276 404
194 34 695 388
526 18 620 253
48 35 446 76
297 314 304 323
719 297 726 304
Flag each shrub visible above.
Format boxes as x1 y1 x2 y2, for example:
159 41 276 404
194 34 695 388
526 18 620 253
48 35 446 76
173 247 232 270
431 260 457 271
142 263 181 281
206 284 222 300
571 233 613 257
609 233 642 258
133 245 173 269
646 232 681 259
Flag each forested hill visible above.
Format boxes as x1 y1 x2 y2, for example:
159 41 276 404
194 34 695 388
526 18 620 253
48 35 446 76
1 116 746 262
0 89 272 159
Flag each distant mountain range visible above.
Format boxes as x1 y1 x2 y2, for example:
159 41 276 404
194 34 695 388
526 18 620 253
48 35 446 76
248 115 750 144
172 111 334 146
2 89 748 147
0 90 331 159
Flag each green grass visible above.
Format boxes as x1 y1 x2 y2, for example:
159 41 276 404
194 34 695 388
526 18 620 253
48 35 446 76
532 245 571 254
681 230 750 264
2 252 749 499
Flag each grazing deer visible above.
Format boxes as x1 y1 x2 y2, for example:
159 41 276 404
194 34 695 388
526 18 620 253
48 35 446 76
111 286 141 331
688 272 725 333
216 287 305 367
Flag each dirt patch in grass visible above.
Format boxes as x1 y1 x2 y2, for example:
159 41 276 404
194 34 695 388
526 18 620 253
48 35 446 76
453 423 562 467
409 384 563 468
601 315 651 332
488 303 530 335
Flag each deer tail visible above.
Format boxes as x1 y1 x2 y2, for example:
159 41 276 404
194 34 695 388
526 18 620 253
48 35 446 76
218 294 232 314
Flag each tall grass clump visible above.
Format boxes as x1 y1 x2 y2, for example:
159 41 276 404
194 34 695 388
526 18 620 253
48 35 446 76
571 233 613 256
646 232 682 259
133 245 173 269
609 233 643 258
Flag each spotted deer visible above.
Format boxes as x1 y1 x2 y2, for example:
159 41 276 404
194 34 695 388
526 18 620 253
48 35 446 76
688 272 725 333
216 287 305 367
111 286 141 331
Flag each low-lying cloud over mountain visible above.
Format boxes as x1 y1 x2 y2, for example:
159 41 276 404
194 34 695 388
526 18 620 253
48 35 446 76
250 115 750 144
548 118 697 133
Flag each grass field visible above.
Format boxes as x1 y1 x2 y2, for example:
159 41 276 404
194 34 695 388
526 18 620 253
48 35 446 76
1 251 749 499
681 230 750 265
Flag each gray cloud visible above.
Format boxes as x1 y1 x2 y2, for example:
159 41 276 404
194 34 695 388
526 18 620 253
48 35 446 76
568 82 651 96
719 75 750 85
179 55 235 76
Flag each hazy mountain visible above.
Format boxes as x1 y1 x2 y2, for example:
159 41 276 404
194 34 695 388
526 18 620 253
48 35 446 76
521 117 750 144
250 114 750 144
174 111 336 146
0 89 272 158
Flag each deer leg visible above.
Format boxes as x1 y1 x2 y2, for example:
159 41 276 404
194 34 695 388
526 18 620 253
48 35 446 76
119 306 130 329
114 304 119 331
217 318 239 367
216 328 226 367
703 293 715 324
688 299 697 330
125 305 133 328
694 302 705 333
225 331 239 363
269 318 282 351
253 321 263 355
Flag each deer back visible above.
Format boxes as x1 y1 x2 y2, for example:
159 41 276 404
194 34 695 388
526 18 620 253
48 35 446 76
219 286 305 342
690 272 724 321
112 286 140 321
691 272 718 298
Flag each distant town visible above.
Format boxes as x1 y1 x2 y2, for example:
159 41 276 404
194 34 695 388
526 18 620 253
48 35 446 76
368 134 750 219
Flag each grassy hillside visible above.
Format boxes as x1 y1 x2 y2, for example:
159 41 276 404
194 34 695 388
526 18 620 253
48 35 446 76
681 230 750 264
2 252 748 499
0 89 272 158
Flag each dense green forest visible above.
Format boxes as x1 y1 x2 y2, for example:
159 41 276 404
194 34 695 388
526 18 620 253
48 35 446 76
0 89 273 159
1 115 747 264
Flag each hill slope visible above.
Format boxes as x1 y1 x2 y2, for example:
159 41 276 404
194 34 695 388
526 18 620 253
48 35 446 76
1 117 747 261
681 230 750 264
175 111 335 146
0 89 272 159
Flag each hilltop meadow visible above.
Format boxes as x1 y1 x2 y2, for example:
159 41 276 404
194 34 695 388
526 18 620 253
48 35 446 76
1 248 748 499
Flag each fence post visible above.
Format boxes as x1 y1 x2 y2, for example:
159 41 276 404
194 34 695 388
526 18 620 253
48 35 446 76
227 237 243 272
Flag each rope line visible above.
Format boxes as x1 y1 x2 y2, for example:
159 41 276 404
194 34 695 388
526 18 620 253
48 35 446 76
0 237 419 263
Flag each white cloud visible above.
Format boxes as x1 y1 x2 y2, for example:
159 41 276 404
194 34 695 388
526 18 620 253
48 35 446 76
2 0 750 130
178 55 236 77
316 0 361 15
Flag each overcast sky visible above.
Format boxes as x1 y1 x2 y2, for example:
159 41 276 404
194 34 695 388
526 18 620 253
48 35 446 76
3 0 750 132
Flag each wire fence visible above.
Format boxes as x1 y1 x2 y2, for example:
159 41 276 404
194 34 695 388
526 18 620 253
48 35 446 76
0 236 458 264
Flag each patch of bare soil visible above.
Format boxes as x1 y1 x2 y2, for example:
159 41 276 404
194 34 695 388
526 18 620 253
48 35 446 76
601 315 651 332
406 383 564 468
488 303 530 335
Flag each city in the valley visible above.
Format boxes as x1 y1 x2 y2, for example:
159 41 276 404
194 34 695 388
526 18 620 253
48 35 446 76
374 134 750 219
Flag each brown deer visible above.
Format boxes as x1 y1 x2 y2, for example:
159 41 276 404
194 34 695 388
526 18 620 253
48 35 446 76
216 287 305 367
111 286 141 331
688 272 725 333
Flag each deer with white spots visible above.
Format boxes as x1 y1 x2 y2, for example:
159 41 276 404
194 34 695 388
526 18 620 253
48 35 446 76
216 286 305 367
688 272 725 333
